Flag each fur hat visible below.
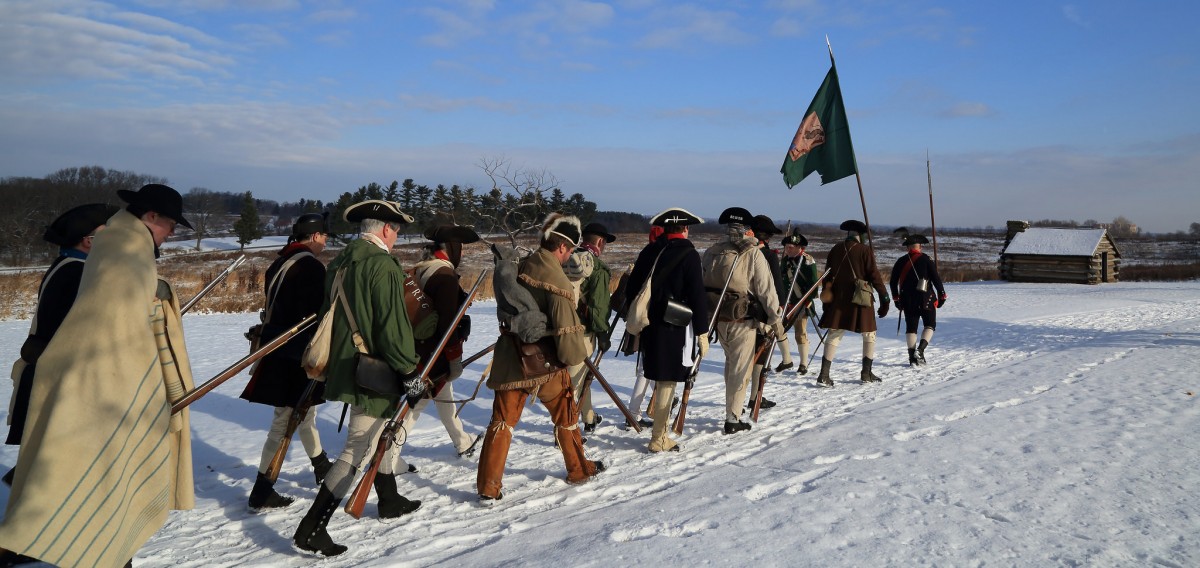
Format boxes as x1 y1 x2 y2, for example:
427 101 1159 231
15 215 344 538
542 213 582 247
43 203 119 247
839 219 868 233
118 184 193 230
650 208 702 227
582 222 616 243
718 207 753 225
903 234 930 246
344 200 414 224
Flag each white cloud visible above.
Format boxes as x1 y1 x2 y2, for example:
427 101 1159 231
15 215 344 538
1062 5 1089 28
634 5 754 49
943 102 992 118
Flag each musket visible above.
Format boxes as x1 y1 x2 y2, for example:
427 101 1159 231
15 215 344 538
927 150 939 269
751 270 828 422
672 252 743 436
452 352 496 419
171 313 316 414
181 254 247 315
581 357 640 432
264 377 321 482
344 269 488 519
574 310 620 403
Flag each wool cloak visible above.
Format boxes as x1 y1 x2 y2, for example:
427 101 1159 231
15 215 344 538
0 209 194 568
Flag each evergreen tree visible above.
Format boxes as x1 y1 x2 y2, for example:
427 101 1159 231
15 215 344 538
233 191 263 250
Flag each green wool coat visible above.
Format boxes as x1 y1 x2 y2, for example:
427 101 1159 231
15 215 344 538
321 238 421 418
579 255 612 337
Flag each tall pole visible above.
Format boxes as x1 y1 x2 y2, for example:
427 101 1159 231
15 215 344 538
827 36 874 250
927 150 939 269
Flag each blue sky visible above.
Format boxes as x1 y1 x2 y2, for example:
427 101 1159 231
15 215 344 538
2 1 1198 233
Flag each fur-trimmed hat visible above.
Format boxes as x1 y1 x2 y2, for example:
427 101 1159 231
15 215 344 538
542 213 582 247
903 234 930 246
751 214 782 235
118 184 192 230
650 208 702 227
423 224 480 244
781 231 808 247
344 200 414 224
718 207 753 225
839 219 868 233
43 203 119 247
582 222 616 243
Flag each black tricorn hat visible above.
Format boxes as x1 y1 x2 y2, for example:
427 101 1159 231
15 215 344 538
344 200 415 224
718 207 753 225
751 214 782 235
43 203 119 247
582 222 616 243
839 219 868 233
650 208 703 227
424 224 480 244
892 226 910 237
292 212 329 238
781 231 808 247
903 234 930 246
118 184 193 230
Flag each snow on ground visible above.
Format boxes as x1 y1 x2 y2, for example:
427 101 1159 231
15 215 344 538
2 280 1199 567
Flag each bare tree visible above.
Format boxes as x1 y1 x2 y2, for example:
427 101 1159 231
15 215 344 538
184 187 229 251
468 156 561 249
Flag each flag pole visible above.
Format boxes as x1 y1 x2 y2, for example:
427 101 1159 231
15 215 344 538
927 149 940 269
826 36 875 251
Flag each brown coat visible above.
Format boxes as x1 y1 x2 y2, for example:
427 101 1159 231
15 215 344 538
818 238 888 333
488 248 589 391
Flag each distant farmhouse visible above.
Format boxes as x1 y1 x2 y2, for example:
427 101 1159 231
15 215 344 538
999 220 1122 284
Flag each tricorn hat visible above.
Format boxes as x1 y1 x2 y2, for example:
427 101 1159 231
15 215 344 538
582 222 616 243
344 200 415 224
43 203 119 247
718 207 753 225
423 224 480 244
118 184 193 230
903 234 930 246
650 208 703 227
781 231 808 247
292 212 329 238
751 214 782 235
839 219 868 233
893 226 911 238
542 213 582 247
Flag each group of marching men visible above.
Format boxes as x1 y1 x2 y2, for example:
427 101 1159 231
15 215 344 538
0 186 947 565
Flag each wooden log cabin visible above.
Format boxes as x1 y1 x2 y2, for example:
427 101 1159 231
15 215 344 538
999 220 1122 284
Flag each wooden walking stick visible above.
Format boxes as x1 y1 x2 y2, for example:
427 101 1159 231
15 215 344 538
171 313 316 414
344 269 487 519
181 254 247 315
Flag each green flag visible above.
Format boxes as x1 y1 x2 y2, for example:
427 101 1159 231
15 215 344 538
781 65 857 188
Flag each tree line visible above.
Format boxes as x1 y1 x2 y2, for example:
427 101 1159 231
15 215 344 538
0 161 652 265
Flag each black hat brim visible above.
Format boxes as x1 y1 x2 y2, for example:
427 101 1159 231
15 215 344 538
718 207 753 225
582 223 616 243
43 203 120 247
118 185 192 230
650 208 703 227
344 200 415 224
839 220 868 233
424 225 480 244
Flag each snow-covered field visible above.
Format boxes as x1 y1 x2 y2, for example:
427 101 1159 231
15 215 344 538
3 280 1199 567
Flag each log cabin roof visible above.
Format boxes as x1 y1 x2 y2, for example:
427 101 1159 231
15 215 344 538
1002 228 1112 257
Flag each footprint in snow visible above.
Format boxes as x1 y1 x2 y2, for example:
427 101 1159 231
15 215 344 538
892 425 948 441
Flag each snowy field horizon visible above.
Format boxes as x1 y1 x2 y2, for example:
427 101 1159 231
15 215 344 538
2 280 1199 567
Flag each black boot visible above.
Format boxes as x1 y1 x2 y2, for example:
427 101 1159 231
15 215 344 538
2 468 13 486
815 358 834 388
292 485 348 556
374 473 421 519
248 472 295 510
908 348 920 366
860 357 882 383
797 364 808 375
774 361 794 373
917 339 929 364
723 420 752 435
310 452 333 486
